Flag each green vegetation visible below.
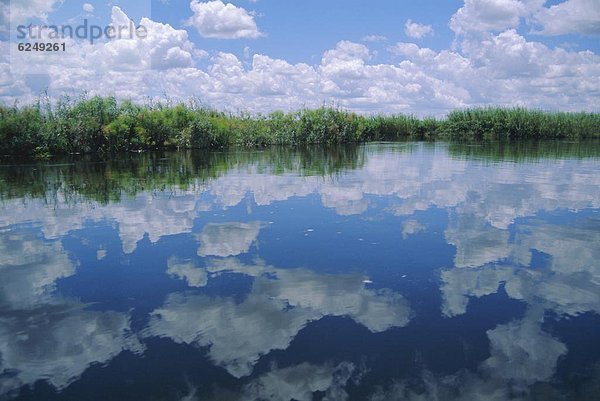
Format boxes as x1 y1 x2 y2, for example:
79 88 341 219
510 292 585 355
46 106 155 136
1 95 598 158
443 108 599 140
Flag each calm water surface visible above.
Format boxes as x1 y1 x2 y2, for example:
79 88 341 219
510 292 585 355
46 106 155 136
1 142 599 401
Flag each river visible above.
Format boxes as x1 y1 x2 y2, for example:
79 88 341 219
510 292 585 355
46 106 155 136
1 141 599 400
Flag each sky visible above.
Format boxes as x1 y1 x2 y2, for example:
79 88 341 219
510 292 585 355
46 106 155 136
0 0 599 115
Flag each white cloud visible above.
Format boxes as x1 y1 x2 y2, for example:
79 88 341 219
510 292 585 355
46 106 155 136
82 3 94 13
144 291 312 378
1 3 599 114
404 19 433 39
0 186 201 255
532 0 600 36
3 0 60 24
187 0 262 39
2 24 599 114
362 34 387 42
388 42 436 62
5 5 197 80
322 40 370 62
450 0 600 37
256 266 412 333
450 0 544 35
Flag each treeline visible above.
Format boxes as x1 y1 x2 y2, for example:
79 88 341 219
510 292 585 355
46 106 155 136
0 95 598 158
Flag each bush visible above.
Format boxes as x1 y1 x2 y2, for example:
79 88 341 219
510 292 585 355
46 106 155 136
0 105 45 156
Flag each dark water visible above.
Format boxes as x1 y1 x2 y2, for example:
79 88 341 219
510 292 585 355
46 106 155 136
1 142 599 401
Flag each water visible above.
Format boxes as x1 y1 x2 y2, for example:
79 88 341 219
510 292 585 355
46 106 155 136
0 142 599 401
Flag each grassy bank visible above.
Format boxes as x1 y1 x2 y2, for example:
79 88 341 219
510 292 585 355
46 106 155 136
1 95 598 158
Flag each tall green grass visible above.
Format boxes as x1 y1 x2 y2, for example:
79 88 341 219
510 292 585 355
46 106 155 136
443 107 599 140
0 95 598 158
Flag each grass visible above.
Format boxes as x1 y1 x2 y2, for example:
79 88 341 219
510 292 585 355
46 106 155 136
0 95 598 158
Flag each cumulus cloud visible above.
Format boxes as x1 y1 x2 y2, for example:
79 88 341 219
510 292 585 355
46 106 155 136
186 0 262 39
144 291 310 378
320 40 371 84
1 3 599 114
82 3 94 13
255 266 412 333
107 6 195 71
362 34 387 42
451 0 599 37
449 0 542 35
5 5 197 83
388 42 436 62
2 0 60 24
404 19 433 39
532 0 600 36
3 16 600 114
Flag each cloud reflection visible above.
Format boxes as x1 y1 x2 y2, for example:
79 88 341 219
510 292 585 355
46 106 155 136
441 217 600 318
146 258 412 378
0 144 598 256
369 308 567 401
167 257 208 287
197 222 262 257
0 227 143 396
240 361 356 401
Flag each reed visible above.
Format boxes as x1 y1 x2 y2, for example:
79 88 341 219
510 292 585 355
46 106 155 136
0 95 598 158
442 107 599 140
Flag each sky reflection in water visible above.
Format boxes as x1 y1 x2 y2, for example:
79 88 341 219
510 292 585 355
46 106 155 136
0 142 599 401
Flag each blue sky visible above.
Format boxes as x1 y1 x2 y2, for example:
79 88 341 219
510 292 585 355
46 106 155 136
150 0 464 62
1 0 599 115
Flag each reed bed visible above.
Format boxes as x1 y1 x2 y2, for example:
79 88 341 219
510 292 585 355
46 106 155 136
1 95 598 158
